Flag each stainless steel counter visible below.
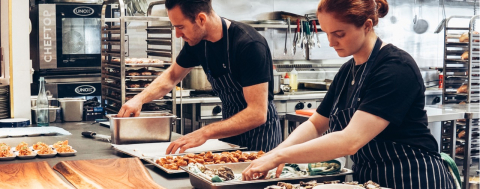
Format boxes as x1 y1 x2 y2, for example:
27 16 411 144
175 89 441 104
0 122 193 189
174 91 327 104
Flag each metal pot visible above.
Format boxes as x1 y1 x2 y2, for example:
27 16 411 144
183 66 212 91
273 75 281 94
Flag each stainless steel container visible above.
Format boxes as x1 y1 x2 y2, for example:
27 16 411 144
31 106 60 123
273 74 281 94
181 162 353 189
108 112 176 144
184 66 212 91
59 98 86 122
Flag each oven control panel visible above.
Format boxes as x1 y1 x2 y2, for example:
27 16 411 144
199 103 223 119
287 100 319 112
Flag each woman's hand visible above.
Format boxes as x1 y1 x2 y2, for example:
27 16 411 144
241 150 284 181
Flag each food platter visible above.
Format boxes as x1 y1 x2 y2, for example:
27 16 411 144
145 151 259 174
180 162 353 189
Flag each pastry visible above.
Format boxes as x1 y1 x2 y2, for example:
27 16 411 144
459 31 480 43
455 146 464 154
127 72 140 76
461 51 468 60
457 84 468 94
128 83 141 88
458 130 465 139
141 71 152 76
110 59 120 63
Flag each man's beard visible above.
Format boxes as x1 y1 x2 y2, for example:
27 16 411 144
185 24 206 46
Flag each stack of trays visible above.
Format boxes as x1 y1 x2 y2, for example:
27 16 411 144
0 85 9 119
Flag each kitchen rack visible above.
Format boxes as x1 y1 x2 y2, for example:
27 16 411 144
441 15 480 189
100 0 181 129
442 15 480 104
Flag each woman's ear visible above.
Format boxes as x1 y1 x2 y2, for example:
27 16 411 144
364 19 373 33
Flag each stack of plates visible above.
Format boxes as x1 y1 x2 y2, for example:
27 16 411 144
0 85 9 119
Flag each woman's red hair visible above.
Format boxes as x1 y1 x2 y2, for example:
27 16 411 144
317 0 389 27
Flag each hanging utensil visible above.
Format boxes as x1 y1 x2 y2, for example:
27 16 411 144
303 21 310 57
293 19 300 55
390 0 397 24
312 20 321 48
299 21 304 50
413 0 417 24
434 0 446 33
413 0 429 34
284 18 289 55
306 21 314 50
303 21 310 48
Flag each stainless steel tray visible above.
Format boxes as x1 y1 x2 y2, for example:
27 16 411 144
145 151 257 174
126 87 146 91
181 162 353 189
112 139 246 159
125 62 171 67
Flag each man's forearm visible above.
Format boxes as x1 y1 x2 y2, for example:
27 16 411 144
201 106 266 139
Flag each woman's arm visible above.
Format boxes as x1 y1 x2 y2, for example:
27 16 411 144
275 110 389 163
242 110 390 180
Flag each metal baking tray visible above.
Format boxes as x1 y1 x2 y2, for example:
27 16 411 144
126 75 161 79
112 139 246 159
126 87 146 91
145 151 257 174
181 162 353 189
125 62 171 67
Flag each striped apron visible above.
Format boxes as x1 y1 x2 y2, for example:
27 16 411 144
202 17 282 152
328 38 455 188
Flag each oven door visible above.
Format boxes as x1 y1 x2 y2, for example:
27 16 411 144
39 4 102 69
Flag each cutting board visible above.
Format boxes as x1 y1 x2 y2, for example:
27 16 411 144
54 158 165 189
0 161 73 189
295 109 317 116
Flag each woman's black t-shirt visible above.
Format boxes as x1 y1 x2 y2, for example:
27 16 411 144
316 44 438 154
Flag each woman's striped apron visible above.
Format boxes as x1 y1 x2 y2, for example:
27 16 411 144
328 38 455 188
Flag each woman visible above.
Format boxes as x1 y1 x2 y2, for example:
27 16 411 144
242 0 456 188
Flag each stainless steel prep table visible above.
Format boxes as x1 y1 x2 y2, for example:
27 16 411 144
427 104 480 189
0 122 193 189
283 106 466 141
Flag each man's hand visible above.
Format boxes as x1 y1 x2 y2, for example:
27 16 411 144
117 97 142 117
166 129 209 154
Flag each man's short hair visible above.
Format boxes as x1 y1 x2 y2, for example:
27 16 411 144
165 0 213 23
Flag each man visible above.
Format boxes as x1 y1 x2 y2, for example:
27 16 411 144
117 0 282 154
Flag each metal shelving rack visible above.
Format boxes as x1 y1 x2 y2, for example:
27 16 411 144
100 0 178 122
442 15 480 189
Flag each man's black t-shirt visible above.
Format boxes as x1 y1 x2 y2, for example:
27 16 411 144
317 44 438 154
176 20 274 100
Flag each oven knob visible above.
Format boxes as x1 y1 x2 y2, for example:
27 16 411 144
295 102 304 110
307 103 312 108
212 105 222 114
